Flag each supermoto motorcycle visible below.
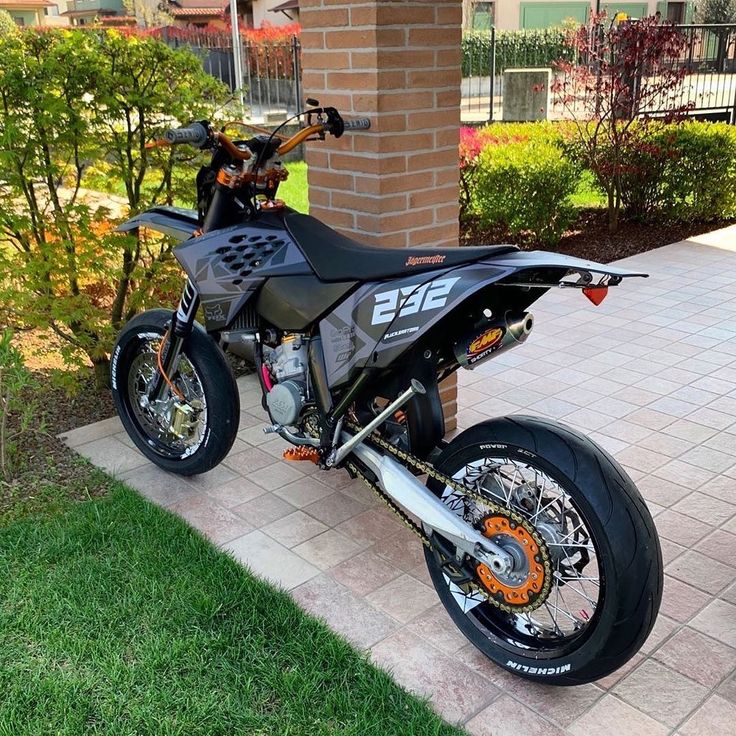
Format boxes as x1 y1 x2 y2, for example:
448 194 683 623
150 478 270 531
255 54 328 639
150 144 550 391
111 105 662 685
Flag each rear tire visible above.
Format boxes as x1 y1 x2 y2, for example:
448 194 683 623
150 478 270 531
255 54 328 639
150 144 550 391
424 415 662 685
111 309 240 476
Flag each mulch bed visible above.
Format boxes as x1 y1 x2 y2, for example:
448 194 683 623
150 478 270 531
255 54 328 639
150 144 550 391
461 208 736 262
0 372 117 522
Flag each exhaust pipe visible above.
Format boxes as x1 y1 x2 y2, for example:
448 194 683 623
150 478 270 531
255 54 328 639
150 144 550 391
453 311 533 369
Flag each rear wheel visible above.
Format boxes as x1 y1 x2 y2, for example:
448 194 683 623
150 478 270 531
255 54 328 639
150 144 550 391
111 309 239 476
424 415 662 685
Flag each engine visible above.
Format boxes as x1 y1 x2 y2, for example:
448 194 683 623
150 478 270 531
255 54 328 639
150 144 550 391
263 334 309 426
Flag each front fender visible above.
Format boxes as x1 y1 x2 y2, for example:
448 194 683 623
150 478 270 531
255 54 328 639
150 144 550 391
116 206 200 242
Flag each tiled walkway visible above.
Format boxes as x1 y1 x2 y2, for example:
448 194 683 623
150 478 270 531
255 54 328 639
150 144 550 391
63 225 736 735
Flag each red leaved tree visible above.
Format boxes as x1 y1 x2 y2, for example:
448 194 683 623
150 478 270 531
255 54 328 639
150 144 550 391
552 14 690 231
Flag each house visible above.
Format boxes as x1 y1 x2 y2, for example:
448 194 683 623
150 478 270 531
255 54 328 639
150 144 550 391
168 0 231 28
260 0 298 26
166 0 294 29
61 0 135 25
0 0 69 25
463 1 694 31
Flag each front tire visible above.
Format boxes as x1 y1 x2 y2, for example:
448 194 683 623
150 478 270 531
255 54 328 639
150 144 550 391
424 415 662 685
111 309 240 476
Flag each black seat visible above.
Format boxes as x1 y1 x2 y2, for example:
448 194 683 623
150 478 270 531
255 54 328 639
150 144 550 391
284 213 518 282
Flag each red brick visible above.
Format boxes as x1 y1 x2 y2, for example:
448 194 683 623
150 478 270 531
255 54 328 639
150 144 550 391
408 185 458 209
436 89 461 108
377 91 435 113
408 69 459 88
408 221 459 247
301 50 351 68
325 29 377 49
435 127 459 148
407 109 459 130
303 7 350 26
374 5 435 26
437 6 462 25
308 187 331 207
408 28 458 47
434 167 460 187
434 203 461 224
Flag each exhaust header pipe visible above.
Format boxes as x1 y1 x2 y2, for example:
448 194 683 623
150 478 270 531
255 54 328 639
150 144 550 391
453 311 533 370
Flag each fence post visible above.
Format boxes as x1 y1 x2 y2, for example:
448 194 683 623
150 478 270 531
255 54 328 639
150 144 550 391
292 35 303 117
229 0 245 113
488 25 496 122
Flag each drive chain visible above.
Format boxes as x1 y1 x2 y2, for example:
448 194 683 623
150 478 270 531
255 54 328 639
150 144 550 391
343 420 553 615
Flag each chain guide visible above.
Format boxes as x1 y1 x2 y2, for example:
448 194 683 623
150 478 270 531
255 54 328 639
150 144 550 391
343 421 553 615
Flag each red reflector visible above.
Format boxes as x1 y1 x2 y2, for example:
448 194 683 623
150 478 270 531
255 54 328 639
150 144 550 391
583 286 608 306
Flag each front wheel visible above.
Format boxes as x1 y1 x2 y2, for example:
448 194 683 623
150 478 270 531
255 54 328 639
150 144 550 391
111 309 240 476
424 415 662 685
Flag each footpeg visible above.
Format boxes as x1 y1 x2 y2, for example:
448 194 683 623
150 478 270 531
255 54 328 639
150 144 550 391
283 446 320 463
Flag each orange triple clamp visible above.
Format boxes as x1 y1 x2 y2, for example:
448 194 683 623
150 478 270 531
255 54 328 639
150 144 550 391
283 446 320 464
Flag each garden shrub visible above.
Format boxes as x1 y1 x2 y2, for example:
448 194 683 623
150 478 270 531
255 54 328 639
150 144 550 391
0 28 228 385
654 122 736 221
473 138 579 245
573 121 736 222
0 9 18 36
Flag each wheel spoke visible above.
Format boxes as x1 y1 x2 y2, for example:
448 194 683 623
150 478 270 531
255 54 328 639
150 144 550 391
442 454 601 648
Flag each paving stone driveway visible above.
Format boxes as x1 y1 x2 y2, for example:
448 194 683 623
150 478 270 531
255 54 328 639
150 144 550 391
63 225 736 735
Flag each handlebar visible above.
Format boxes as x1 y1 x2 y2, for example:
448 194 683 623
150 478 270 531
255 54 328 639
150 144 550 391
164 122 209 147
157 114 371 158
342 118 372 131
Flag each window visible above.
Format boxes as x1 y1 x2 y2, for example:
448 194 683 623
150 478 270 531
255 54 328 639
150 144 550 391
667 2 686 24
472 1 494 31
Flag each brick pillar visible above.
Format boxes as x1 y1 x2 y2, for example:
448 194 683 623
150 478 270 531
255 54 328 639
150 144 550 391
300 0 461 430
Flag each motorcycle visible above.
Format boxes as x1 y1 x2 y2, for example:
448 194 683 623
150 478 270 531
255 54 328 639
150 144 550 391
111 104 662 685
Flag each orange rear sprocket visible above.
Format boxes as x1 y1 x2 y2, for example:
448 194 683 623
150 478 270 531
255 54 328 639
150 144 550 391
475 514 547 608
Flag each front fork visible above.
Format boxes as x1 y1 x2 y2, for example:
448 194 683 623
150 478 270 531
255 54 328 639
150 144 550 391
150 279 200 401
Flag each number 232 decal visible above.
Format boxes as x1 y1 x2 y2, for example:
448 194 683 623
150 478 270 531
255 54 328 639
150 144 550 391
371 277 460 326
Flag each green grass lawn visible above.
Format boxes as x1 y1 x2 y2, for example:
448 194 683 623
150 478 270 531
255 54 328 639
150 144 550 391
82 161 309 214
570 170 607 209
280 161 309 213
0 485 460 736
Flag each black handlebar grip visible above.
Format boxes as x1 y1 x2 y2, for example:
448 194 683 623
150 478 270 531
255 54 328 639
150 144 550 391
342 118 372 131
164 122 209 147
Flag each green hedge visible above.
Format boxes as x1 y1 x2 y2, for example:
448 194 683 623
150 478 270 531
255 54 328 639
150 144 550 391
473 138 579 245
464 120 736 243
589 121 736 222
462 29 575 77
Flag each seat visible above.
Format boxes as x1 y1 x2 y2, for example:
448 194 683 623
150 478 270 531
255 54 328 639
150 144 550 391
284 213 518 283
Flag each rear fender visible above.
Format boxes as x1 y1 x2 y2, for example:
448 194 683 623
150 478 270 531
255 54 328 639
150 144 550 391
319 252 647 389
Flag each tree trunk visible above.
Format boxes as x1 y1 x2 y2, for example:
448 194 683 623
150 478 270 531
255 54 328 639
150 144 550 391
607 189 620 233
92 356 111 390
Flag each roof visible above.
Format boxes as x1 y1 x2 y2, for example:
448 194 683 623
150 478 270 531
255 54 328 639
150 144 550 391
62 7 119 15
170 7 224 16
0 0 54 6
170 0 226 9
270 0 298 12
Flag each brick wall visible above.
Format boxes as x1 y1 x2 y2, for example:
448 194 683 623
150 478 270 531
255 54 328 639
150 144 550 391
300 0 462 429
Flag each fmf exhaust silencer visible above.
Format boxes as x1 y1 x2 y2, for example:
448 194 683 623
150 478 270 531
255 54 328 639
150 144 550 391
453 312 534 369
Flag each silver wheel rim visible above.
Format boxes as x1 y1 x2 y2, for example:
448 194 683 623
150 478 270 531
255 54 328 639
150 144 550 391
440 456 602 646
127 335 208 458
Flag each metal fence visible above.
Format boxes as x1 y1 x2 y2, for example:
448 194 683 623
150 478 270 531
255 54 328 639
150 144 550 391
157 27 302 124
642 24 736 121
462 23 736 124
